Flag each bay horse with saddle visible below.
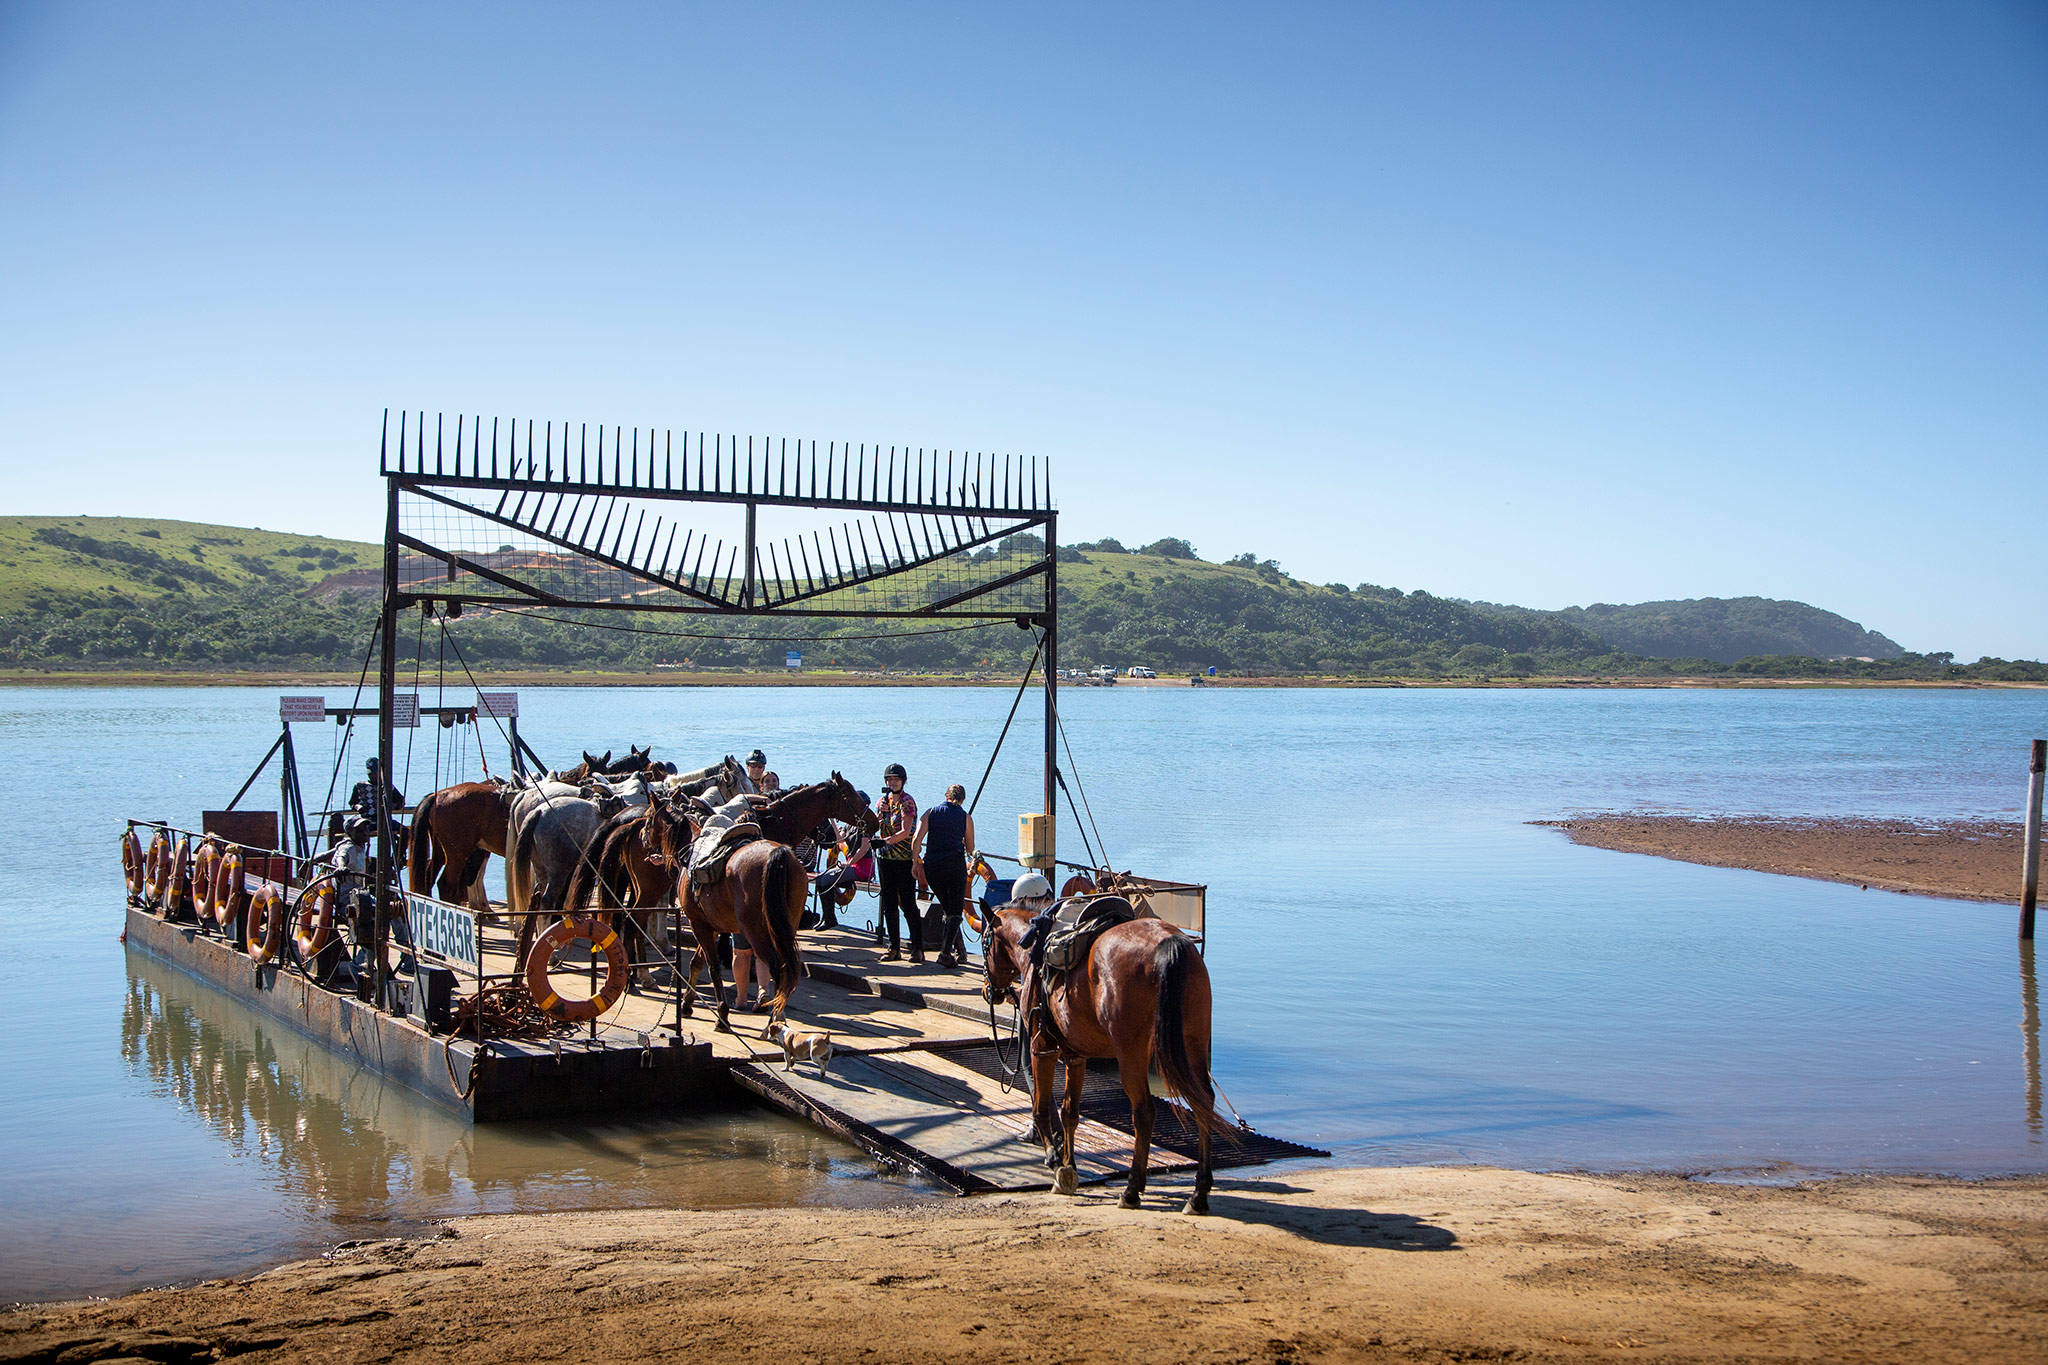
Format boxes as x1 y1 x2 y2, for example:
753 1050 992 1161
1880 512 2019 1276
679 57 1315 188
983 889 1219 1214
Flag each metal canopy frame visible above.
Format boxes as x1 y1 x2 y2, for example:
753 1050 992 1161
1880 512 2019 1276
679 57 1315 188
370 410 1059 1011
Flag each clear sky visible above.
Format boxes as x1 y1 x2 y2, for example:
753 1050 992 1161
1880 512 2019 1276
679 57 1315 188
2 2 2042 658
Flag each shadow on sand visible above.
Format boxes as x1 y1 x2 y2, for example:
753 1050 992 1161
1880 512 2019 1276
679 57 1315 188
1129 1176 1461 1251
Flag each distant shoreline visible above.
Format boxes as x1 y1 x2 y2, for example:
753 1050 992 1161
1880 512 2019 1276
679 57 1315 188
1 668 2043 690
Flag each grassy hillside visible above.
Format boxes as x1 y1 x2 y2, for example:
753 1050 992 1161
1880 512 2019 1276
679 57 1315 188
0 516 375 610
1479 595 1903 664
0 516 2038 682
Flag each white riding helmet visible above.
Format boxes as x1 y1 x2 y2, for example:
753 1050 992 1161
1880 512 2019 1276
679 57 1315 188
1008 872 1054 904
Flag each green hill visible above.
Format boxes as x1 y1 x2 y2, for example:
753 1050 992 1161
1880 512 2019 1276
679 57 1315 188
0 516 2038 682
1478 595 1903 665
0 516 373 610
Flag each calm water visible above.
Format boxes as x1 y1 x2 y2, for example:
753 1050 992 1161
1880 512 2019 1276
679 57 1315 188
3 683 2044 1301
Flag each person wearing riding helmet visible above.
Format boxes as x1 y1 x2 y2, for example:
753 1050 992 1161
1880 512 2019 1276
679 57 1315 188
744 749 781 795
874 763 921 962
913 783 975 969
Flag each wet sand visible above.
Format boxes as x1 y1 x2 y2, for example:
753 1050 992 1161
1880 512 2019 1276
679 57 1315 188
6 1166 2045 1364
1541 814 2028 903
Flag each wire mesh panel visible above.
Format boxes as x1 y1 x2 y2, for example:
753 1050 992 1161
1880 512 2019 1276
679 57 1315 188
383 412 1053 620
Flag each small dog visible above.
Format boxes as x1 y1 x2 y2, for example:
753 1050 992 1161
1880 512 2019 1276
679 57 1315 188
762 1020 834 1075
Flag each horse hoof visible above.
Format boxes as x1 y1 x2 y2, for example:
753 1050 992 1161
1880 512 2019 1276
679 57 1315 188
1119 1190 1142 1210
1053 1166 1079 1197
1181 1196 1210 1216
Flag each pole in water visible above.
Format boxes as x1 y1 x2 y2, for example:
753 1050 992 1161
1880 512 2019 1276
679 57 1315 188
2022 738 2044 942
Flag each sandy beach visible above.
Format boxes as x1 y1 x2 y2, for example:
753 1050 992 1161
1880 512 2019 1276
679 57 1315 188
6 1165 2045 1363
1540 814 2029 903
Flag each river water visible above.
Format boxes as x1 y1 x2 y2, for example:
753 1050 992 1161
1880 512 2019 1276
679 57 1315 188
3 683 2044 1301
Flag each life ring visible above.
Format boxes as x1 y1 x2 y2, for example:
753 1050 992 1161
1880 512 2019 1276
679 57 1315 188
245 884 286 964
143 832 173 908
167 836 193 912
212 848 246 929
1060 872 1097 899
524 914 629 1022
191 840 224 922
966 855 999 932
819 842 860 909
121 830 146 899
293 881 337 959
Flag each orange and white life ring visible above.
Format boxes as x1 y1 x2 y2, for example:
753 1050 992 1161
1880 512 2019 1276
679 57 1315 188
143 832 173 908
293 881 337 959
524 914 629 1022
121 830 146 899
212 848 246 929
191 840 224 921
966 855 999 932
1060 872 1097 899
245 884 286 964
167 836 193 912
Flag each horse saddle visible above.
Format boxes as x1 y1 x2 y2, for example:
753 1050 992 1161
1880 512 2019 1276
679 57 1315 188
1029 895 1140 977
688 820 761 892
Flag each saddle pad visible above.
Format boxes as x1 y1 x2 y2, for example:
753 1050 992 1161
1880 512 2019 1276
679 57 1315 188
1038 895 1139 974
689 822 761 892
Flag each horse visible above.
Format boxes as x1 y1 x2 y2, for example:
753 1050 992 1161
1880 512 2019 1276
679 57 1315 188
506 780 624 968
751 772 877 848
563 791 698 986
407 779 511 909
550 751 613 784
982 900 1218 1214
678 838 809 1034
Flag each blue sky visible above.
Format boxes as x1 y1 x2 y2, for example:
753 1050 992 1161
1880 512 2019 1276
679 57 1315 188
2 2 2042 658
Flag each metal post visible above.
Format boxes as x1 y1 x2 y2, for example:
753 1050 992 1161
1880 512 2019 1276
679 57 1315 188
374 477 401 1009
743 501 757 608
2023 738 2044 941
1042 514 1058 872
509 716 525 778
280 723 309 862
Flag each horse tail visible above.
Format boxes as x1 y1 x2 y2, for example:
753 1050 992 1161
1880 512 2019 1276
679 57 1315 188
509 808 540 918
761 844 803 1015
407 790 438 893
1151 933 1218 1138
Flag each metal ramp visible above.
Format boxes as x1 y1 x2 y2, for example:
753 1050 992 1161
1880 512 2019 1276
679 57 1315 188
732 1036 1328 1195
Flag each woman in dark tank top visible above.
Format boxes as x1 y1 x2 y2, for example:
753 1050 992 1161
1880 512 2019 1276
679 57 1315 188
914 784 975 970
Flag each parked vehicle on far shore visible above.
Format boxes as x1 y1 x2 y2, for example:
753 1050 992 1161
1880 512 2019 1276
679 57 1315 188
1127 666 1157 679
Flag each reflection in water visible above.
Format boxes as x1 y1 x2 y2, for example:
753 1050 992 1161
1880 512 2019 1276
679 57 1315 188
2024 941 2041 1142
121 950 937 1233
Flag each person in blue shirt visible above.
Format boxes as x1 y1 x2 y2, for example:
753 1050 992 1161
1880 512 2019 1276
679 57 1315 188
913 783 975 970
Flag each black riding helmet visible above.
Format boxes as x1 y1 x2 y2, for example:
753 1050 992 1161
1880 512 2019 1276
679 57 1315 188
883 763 906 780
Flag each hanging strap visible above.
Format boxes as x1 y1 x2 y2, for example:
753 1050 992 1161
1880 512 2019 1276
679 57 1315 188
967 632 1045 819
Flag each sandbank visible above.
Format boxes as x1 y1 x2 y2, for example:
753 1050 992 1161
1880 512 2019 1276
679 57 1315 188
6 1164 2046 1363
1541 814 2028 903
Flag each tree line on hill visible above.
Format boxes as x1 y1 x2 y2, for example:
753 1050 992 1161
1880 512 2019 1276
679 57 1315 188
1 525 2041 682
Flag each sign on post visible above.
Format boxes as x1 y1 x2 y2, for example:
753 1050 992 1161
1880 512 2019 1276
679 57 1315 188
785 650 802 671
477 690 519 719
390 693 420 728
404 892 480 971
279 695 327 723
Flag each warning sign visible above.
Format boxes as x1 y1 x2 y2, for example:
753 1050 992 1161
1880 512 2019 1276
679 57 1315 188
477 690 519 719
390 693 420 728
279 695 327 723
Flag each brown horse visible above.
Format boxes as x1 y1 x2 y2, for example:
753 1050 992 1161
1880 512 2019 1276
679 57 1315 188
678 838 809 1034
407 779 511 908
564 792 697 984
751 772 878 847
983 901 1218 1214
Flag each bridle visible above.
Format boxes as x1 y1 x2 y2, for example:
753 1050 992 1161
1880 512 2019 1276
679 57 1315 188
982 915 1029 1092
